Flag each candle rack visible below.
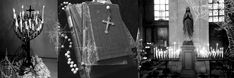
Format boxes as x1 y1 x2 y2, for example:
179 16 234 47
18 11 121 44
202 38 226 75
153 46 181 61
196 44 224 60
12 5 44 75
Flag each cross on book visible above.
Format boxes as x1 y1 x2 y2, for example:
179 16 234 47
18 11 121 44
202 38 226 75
26 5 35 18
102 16 114 34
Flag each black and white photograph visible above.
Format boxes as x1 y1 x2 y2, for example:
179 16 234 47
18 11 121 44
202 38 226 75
0 0 234 78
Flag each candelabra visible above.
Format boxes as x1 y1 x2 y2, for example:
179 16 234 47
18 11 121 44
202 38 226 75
12 5 45 75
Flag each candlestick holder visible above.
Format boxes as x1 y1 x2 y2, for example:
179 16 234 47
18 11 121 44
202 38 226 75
12 5 44 75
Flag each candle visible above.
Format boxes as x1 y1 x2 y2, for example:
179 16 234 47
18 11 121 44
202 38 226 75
13 8 19 27
35 12 38 24
173 42 176 55
207 43 210 49
218 48 220 58
156 49 161 58
19 12 21 19
153 47 155 58
21 5 24 18
161 49 163 59
33 11 35 19
158 49 160 59
155 47 157 59
221 48 223 58
155 47 157 58
13 8 16 18
175 48 176 58
32 23 34 31
156 48 157 59
213 49 215 57
20 16 22 32
21 5 24 11
166 48 168 58
170 49 175 58
165 51 167 59
37 24 42 31
155 48 157 59
175 49 177 58
219 48 221 58
33 12 36 24
162 50 163 59
166 51 167 59
42 5 45 23
159 49 161 59
154 47 156 59
169 48 171 59
158 48 160 59
15 19 19 28
27 23 30 37
29 19 31 30
22 11 24 18
162 50 164 59
174 48 176 58
25 21 28 30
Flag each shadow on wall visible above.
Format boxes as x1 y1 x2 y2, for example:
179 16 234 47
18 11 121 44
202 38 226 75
0 0 58 58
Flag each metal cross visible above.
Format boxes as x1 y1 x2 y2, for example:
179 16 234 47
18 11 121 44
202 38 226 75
102 16 114 34
26 5 35 17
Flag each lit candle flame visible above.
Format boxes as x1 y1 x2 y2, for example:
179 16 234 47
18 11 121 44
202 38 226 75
42 5 45 23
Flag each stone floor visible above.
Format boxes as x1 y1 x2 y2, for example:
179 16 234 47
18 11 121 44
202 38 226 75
140 60 227 78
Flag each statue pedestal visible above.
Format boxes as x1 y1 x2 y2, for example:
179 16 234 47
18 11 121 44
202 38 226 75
181 41 196 78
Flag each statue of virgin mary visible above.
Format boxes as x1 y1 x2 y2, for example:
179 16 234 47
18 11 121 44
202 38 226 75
183 7 194 41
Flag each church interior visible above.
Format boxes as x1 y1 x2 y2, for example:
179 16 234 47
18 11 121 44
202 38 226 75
0 0 234 78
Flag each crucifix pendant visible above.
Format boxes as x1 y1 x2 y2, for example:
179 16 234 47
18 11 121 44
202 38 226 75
102 6 114 34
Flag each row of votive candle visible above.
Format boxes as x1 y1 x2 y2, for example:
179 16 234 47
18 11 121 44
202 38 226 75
153 47 181 59
209 47 224 58
196 47 209 58
196 44 223 59
153 47 168 59
168 47 181 59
